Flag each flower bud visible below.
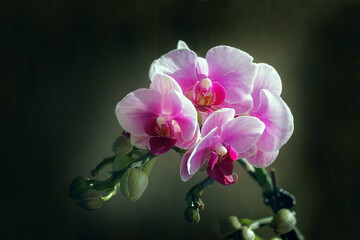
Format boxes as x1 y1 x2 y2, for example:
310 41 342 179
120 168 148 201
77 189 103 210
220 216 242 235
239 227 255 240
271 208 297 234
184 207 200 223
112 135 132 155
68 176 91 200
270 238 282 240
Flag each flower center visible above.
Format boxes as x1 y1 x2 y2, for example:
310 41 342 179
195 78 216 106
212 142 228 164
154 116 172 138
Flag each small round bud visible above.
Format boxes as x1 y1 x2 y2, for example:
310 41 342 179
220 216 242 235
77 189 103 210
271 208 297 234
68 176 91 200
184 207 200 223
120 168 148 201
112 135 132 155
270 238 282 240
239 227 255 240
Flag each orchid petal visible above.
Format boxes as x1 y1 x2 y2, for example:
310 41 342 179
250 89 294 152
252 63 282 109
130 135 151 150
175 125 200 149
215 94 253 115
180 149 194 181
177 40 190 50
150 48 198 93
168 90 197 141
115 89 162 135
187 127 217 175
220 116 265 154
237 145 257 159
246 149 279 168
202 108 235 136
206 46 257 106
196 57 209 79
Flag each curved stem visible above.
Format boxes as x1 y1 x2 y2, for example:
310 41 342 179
186 176 214 210
249 216 273 230
91 156 116 177
89 152 157 191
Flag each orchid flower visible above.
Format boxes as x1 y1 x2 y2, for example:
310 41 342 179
180 108 265 185
245 63 294 167
149 41 257 116
115 73 199 155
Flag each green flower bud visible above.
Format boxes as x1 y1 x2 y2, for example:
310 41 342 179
220 216 242 235
184 207 200 223
271 209 297 234
77 189 103 210
68 176 91 200
239 227 255 240
270 238 282 240
112 135 132 155
120 168 148 201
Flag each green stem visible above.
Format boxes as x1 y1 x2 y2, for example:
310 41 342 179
89 152 156 191
249 216 273 230
186 176 214 210
91 156 116 177
172 146 187 154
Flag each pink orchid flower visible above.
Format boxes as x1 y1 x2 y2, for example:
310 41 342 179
149 40 257 116
244 63 294 167
115 73 199 155
180 108 265 185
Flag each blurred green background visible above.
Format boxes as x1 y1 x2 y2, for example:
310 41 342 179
3 0 360 239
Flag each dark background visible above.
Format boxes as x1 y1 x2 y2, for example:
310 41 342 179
2 0 360 239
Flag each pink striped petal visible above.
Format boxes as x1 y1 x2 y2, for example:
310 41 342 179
252 63 282 109
196 57 209 80
201 108 235 137
180 149 194 181
130 135 151 150
220 116 265 154
175 125 200 149
206 46 257 106
187 128 217 175
167 90 197 141
177 40 190 49
115 89 163 135
246 149 279 168
216 95 253 115
250 89 294 152
149 48 198 93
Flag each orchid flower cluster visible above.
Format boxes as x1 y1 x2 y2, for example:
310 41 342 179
116 40 294 186
69 41 301 239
